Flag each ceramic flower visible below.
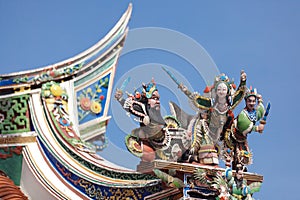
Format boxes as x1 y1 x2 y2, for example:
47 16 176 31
90 101 102 114
80 97 91 111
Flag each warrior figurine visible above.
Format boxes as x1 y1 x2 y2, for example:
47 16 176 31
171 70 247 165
223 87 270 169
184 71 247 145
226 164 254 200
114 79 167 162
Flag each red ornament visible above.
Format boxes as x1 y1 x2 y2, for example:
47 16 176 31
203 86 210 93
49 70 56 77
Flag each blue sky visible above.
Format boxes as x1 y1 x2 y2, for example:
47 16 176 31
1 1 299 199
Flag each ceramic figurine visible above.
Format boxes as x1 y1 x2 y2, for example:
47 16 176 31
164 67 247 165
223 87 270 169
115 79 169 162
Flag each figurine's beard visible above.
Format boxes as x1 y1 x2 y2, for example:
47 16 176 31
148 105 165 125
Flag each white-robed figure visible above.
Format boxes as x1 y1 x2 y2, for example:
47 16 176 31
163 67 247 165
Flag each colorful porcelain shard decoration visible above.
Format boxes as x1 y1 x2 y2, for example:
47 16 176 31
0 3 269 199
116 68 269 199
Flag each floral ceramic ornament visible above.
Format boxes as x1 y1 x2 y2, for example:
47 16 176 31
77 77 109 122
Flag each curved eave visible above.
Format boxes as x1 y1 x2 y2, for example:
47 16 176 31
23 92 161 199
22 143 83 200
29 92 160 187
0 3 132 91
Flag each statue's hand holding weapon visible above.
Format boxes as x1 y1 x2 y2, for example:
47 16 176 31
114 89 123 101
179 83 192 98
114 77 131 101
257 124 265 134
162 66 193 98
258 102 271 133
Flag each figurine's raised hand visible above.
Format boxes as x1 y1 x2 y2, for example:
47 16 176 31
179 83 192 97
179 83 188 92
256 94 263 103
114 89 123 101
240 70 247 82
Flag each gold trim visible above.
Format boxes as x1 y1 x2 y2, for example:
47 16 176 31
0 136 36 145
193 95 211 110
231 86 246 110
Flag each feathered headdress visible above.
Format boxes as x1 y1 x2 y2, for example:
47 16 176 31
203 73 236 95
244 86 257 100
142 78 157 98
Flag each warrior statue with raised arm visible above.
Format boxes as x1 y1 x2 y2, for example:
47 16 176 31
223 87 270 169
164 67 247 165
114 79 168 162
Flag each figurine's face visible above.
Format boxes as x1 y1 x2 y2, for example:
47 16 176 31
246 96 256 111
148 90 160 109
236 170 243 180
216 82 228 99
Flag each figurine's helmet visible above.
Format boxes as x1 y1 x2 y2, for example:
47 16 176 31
213 73 237 95
142 78 157 99
244 87 257 100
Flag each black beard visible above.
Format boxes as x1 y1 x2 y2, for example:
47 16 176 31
234 177 243 189
148 105 165 125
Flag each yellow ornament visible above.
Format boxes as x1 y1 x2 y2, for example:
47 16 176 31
90 101 102 114
50 84 63 97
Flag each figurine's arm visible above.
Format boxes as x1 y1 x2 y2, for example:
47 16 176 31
237 109 260 135
178 83 212 110
162 66 211 110
115 76 131 106
254 120 265 134
231 70 247 110
247 112 265 134
253 94 266 133
191 93 212 110
178 83 193 99
114 89 127 108
115 89 137 114
256 94 265 120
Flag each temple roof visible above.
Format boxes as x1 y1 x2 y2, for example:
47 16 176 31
0 171 28 200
